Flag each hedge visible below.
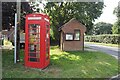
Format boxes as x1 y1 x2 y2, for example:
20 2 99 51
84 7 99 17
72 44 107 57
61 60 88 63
85 34 120 44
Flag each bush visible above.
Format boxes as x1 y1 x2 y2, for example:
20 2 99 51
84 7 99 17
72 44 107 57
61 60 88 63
85 34 120 44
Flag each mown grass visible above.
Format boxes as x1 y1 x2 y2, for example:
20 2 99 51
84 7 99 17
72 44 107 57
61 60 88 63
2 46 118 78
85 42 118 47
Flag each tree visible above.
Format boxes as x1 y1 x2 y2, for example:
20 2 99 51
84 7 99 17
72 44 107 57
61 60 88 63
44 2 104 41
113 3 120 18
112 22 119 34
92 22 113 35
2 2 33 30
112 3 120 34
28 1 45 13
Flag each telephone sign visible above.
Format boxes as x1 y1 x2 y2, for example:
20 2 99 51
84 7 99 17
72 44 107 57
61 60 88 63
28 17 41 20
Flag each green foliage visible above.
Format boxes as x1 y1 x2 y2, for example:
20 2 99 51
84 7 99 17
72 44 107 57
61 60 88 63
85 34 120 44
112 21 120 34
113 5 120 18
44 2 104 41
2 47 118 78
28 2 44 13
50 28 55 40
92 22 113 35
113 4 120 34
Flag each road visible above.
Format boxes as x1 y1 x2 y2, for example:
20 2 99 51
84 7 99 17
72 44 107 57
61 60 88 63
84 42 119 59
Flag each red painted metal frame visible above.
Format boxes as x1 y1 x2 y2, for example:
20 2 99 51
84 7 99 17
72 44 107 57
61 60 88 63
25 13 50 69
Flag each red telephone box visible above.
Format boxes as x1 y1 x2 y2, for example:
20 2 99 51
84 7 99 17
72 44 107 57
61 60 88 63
25 13 50 69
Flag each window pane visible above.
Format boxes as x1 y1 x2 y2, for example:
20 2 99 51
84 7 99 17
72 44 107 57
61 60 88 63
29 53 36 57
74 30 80 40
66 34 73 40
29 58 39 62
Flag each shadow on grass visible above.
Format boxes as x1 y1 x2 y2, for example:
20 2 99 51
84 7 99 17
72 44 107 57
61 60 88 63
50 50 98 65
2 48 118 78
50 49 118 78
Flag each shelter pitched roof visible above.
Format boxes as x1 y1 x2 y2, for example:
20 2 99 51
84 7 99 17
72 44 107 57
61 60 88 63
59 18 86 31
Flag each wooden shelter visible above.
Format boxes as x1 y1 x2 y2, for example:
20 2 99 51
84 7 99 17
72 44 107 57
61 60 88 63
59 18 86 51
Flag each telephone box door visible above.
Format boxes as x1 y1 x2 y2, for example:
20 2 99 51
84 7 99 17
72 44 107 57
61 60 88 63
25 21 43 68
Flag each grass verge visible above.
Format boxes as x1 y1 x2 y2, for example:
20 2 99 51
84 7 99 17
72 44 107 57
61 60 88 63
2 46 118 78
85 42 118 47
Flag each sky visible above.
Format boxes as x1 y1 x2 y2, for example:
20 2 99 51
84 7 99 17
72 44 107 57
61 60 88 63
94 0 120 24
